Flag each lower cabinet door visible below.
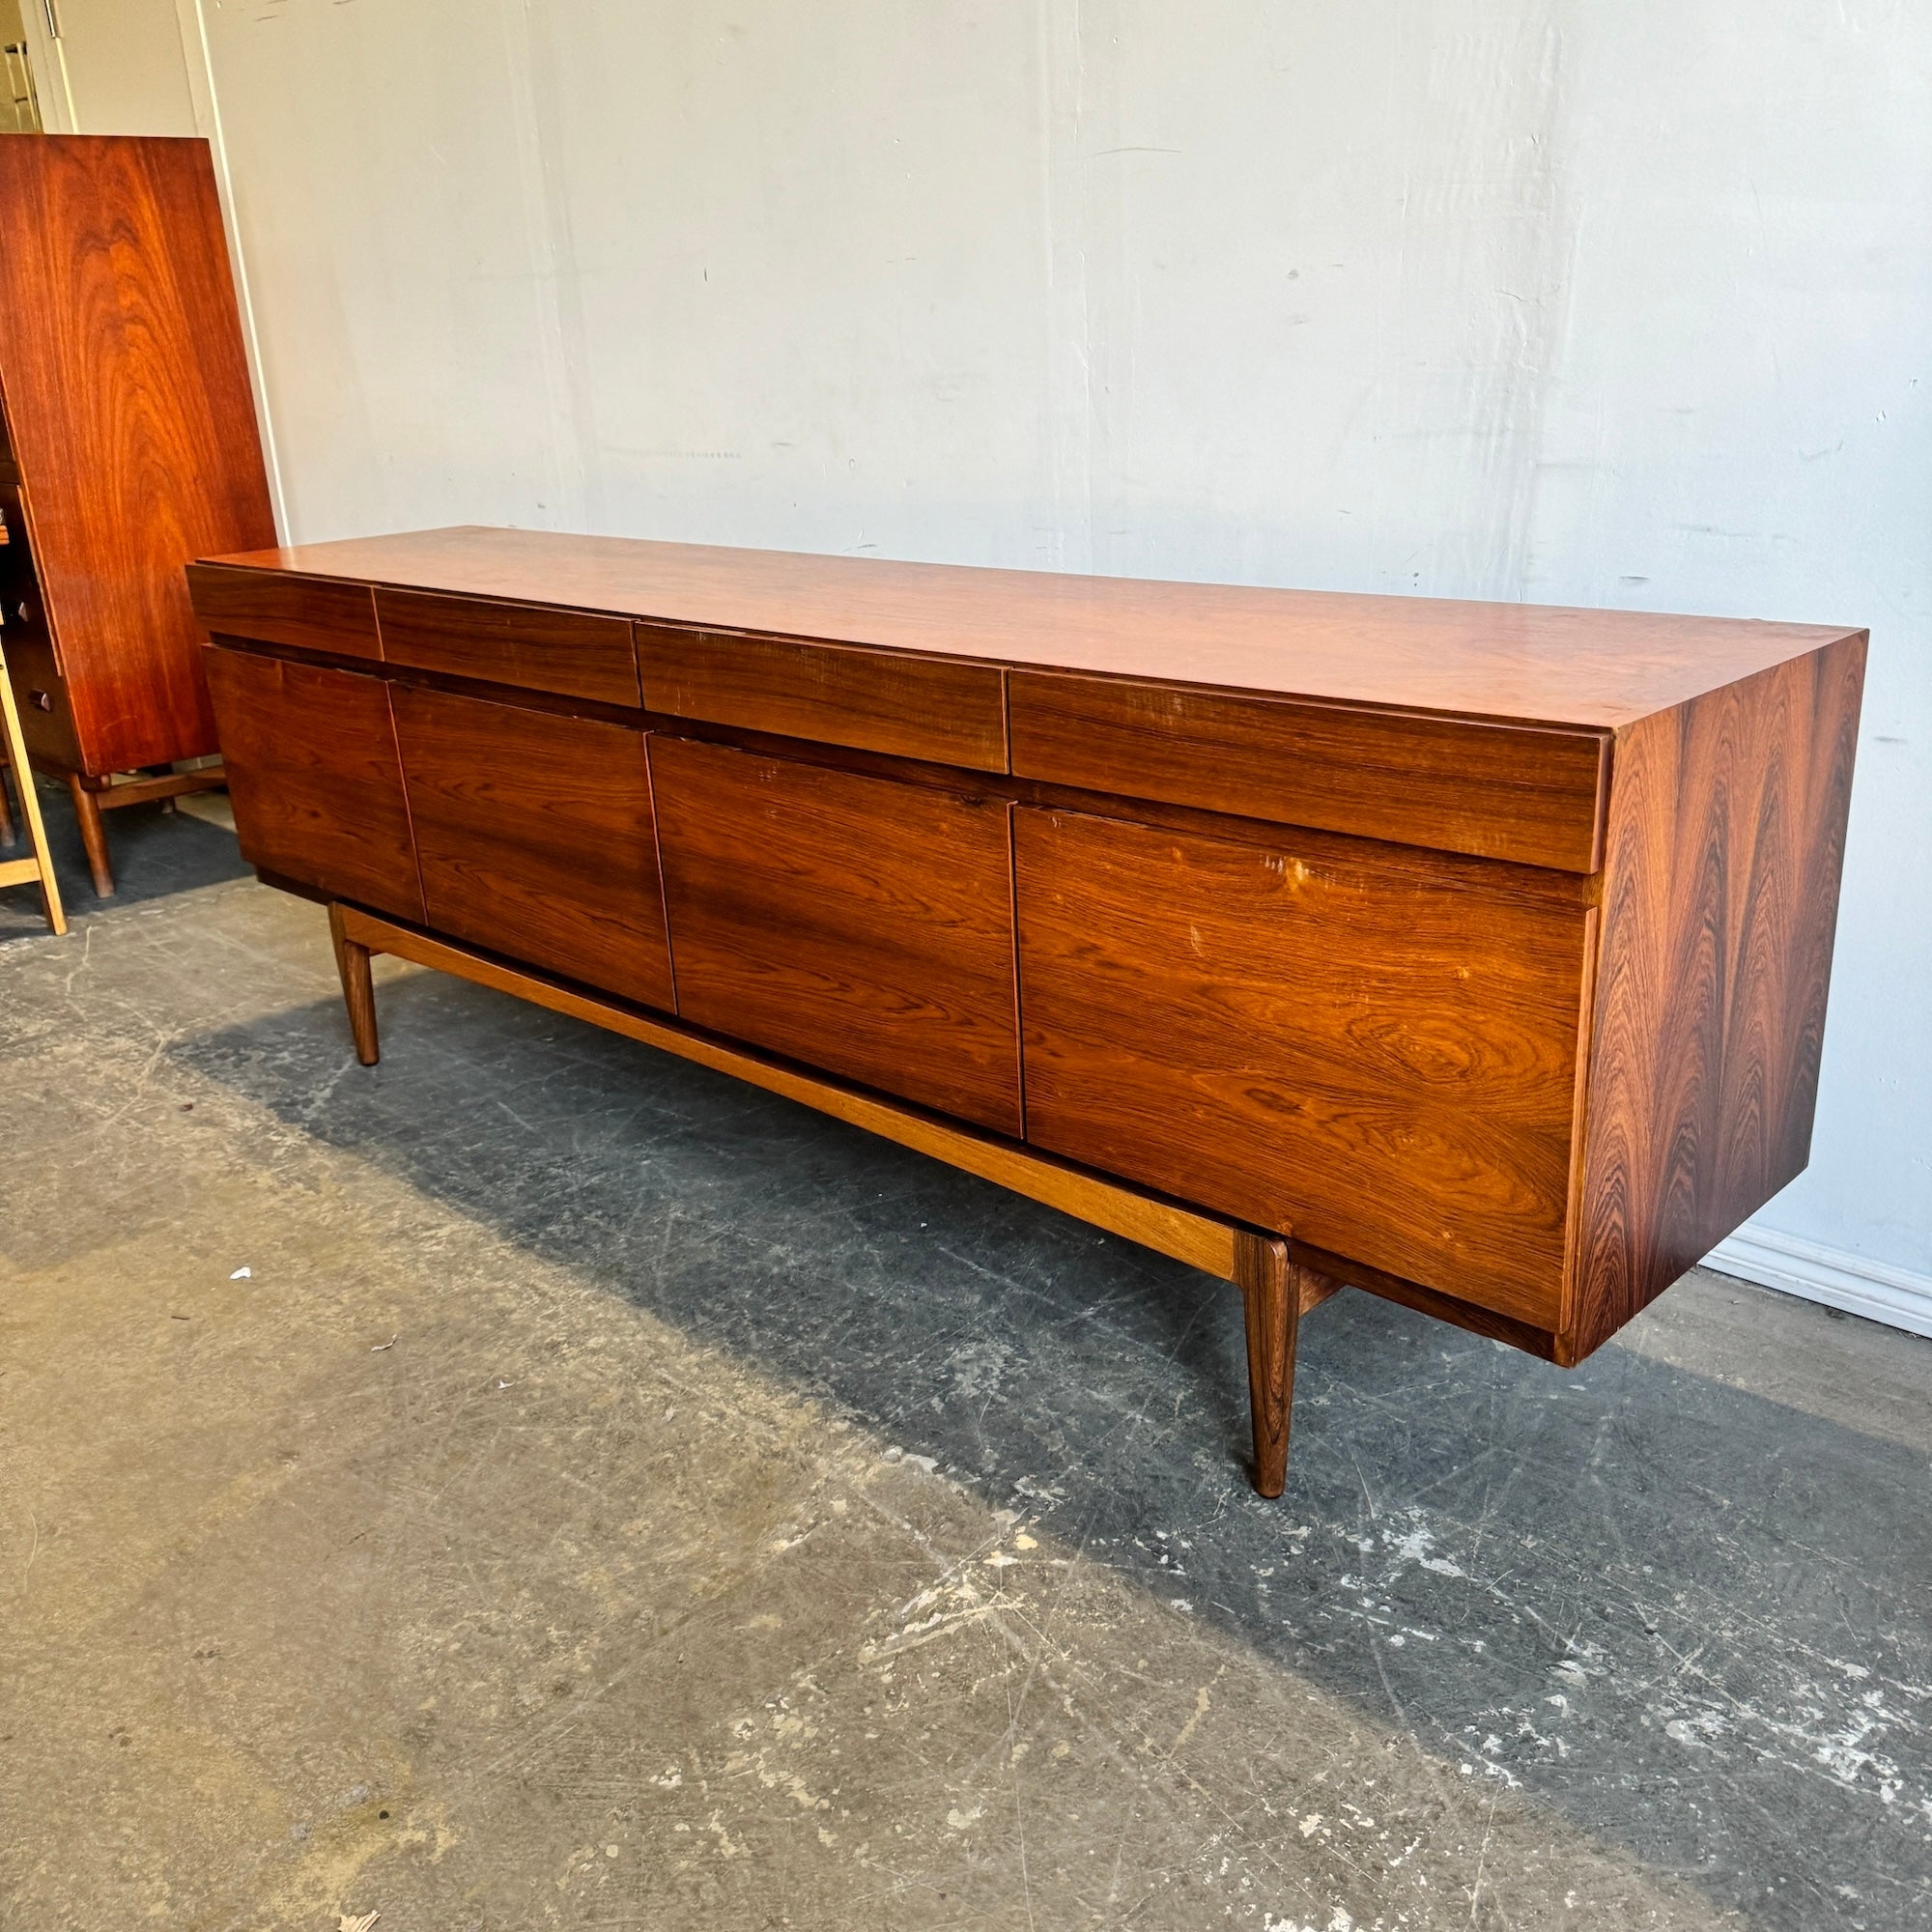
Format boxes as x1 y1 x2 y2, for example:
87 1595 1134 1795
206 647 424 921
650 736 1024 1136
390 686 674 1011
1014 807 1590 1325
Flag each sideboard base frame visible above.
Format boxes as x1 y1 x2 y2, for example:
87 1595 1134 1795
327 899 1339 1497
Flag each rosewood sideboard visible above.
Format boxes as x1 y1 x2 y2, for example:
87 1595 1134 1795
0 136 275 895
187 528 1865 1494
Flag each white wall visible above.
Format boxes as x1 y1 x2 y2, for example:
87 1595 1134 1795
22 0 195 134
162 3 1932 1313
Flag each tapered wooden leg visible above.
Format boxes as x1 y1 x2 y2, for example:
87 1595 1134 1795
69 777 113 896
1235 1231 1298 1498
328 901 381 1065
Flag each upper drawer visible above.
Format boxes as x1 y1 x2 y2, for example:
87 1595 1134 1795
187 563 380 661
375 589 639 706
1008 672 1609 872
639 626 1009 773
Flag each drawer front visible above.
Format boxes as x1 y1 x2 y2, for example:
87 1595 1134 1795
206 648 423 920
187 564 381 661
1008 672 1608 872
1 630 82 770
377 589 639 706
652 737 1022 1134
639 627 1009 773
1014 807 1589 1323
391 687 673 1011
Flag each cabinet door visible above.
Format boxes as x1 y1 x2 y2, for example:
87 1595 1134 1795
390 687 673 1011
651 737 1023 1136
206 648 423 921
1014 808 1590 1325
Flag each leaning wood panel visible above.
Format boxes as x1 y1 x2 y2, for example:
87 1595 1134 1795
187 563 381 661
377 588 639 706
1008 671 1609 872
205 648 423 922
1015 807 1590 1323
390 687 673 1012
0 138 275 775
1563 635 1866 1358
639 626 1009 772
651 736 1024 1136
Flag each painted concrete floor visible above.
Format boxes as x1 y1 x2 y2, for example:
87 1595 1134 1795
3 789 1929 1932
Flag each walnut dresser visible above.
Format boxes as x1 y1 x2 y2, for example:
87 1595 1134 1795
187 528 1865 1495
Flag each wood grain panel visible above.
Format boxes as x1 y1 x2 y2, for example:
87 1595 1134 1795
0 138 275 774
1564 635 1867 1358
1015 807 1590 1322
1008 671 1608 871
639 626 1008 771
205 648 423 922
202 524 1861 730
378 589 639 705
390 687 672 1011
187 563 380 660
652 737 1022 1134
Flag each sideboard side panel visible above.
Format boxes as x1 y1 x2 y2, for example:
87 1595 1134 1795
1565 633 1867 1358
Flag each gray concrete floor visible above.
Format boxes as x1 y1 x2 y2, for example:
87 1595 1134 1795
3 785 1929 1932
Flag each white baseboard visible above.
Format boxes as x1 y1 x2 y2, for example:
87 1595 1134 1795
1703 1225 1932 1339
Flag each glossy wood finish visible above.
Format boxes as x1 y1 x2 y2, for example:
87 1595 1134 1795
0 138 274 777
1235 1233 1297 1498
205 649 423 923
1015 807 1590 1322
187 564 379 662
1008 673 1608 871
211 525 1859 730
1563 635 1866 1358
378 589 639 706
390 687 672 1012
328 902 380 1066
198 526 1865 1489
651 737 1024 1136
639 626 1008 772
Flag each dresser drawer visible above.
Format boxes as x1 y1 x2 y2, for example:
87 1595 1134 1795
1 630 81 769
187 563 381 661
651 737 1023 1134
391 687 672 1011
206 648 422 921
1014 807 1590 1323
1008 672 1609 872
639 627 1009 773
376 589 639 705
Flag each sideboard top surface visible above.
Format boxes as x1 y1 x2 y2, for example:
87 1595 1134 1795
202 525 1861 730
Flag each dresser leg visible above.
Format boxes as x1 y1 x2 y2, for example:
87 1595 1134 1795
1234 1232 1299 1498
328 902 381 1065
69 778 114 896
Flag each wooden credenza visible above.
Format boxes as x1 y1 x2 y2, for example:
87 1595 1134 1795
188 528 1865 1493
0 136 276 895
